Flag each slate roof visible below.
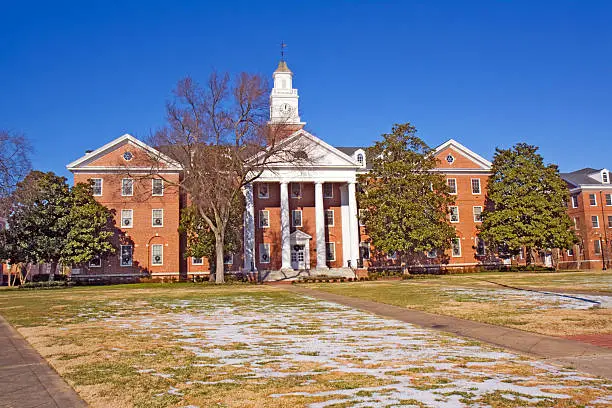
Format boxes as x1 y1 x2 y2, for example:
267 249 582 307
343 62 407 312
560 168 603 187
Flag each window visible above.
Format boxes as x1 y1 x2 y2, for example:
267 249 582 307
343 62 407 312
471 179 481 195
323 183 333 198
151 244 163 266
594 240 602 255
120 245 133 267
387 250 397 260
358 209 367 226
603 171 610 184
259 210 270 228
325 209 334 226
475 237 486 256
356 153 364 165
606 194 612 206
223 254 233 265
258 183 269 199
292 210 302 227
152 209 163 227
446 154 454 164
426 249 437 258
473 206 483 223
121 209 133 228
91 178 103 196
592 216 599 228
359 242 370 260
567 248 574 257
192 257 203 265
451 238 461 257
291 183 301 198
121 178 133 196
589 193 597 206
608 215 612 228
259 243 270 263
89 256 101 268
326 242 336 262
447 178 457 194
571 195 579 208
449 206 459 223
152 179 164 196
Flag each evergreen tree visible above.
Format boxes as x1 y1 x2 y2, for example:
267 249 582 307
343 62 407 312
61 182 116 266
479 143 577 266
358 123 456 265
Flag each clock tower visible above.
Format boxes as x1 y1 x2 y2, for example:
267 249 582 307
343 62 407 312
269 60 304 126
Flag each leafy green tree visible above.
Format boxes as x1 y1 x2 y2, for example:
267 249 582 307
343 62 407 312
3 171 71 281
179 196 243 281
479 143 577 266
358 123 456 266
61 182 116 266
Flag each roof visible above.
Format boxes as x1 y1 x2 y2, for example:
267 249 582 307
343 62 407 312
560 168 604 187
274 60 292 73
432 139 492 169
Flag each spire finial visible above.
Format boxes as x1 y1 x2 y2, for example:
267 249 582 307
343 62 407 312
280 41 287 61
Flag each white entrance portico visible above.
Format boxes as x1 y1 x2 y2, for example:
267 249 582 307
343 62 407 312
290 230 311 270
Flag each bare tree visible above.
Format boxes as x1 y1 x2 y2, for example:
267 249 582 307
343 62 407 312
150 72 310 283
0 130 31 215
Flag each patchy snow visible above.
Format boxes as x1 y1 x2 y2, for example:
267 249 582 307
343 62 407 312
94 296 609 407
440 287 612 310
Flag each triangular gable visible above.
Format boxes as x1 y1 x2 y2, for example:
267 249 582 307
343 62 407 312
432 139 492 170
66 134 182 171
257 129 362 168
290 229 312 240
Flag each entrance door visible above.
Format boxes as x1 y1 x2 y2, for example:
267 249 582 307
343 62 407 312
291 244 306 270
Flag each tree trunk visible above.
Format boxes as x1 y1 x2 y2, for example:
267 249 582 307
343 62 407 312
215 231 225 284
49 261 57 282
526 247 532 266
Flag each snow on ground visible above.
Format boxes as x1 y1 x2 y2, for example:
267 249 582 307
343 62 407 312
97 296 610 407
439 287 612 310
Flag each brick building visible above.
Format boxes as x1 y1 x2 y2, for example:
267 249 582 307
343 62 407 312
65 59 607 281
559 168 612 269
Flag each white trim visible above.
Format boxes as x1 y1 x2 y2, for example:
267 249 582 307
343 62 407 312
471 178 481 195
473 206 483 223
591 215 600 228
291 209 302 227
259 210 270 228
605 193 612 206
451 238 462 257
152 179 164 196
120 245 133 267
152 209 164 227
433 139 492 169
326 242 336 262
259 243 271 264
608 215 612 228
121 178 134 196
323 182 334 199
66 133 182 171
151 244 163 266
569 185 612 192
89 256 102 268
121 209 133 228
325 209 335 226
449 206 459 223
91 178 103 196
70 167 181 174
571 195 579 208
588 193 597 206
447 178 457 195
192 257 204 265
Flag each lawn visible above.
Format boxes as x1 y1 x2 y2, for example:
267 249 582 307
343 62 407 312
0 283 611 407
303 271 612 337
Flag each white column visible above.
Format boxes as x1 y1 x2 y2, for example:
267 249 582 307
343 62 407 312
348 181 360 268
280 181 291 270
315 181 328 269
242 183 256 272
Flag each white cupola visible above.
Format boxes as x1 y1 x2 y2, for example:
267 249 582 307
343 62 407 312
269 60 304 125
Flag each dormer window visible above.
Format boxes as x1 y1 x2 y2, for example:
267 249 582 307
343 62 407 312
603 171 610 184
357 153 364 165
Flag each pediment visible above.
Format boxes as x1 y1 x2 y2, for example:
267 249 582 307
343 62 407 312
264 129 362 168
290 229 312 240
433 139 491 170
66 134 182 171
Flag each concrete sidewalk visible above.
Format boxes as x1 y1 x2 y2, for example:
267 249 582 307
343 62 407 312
0 315 87 408
287 285 612 379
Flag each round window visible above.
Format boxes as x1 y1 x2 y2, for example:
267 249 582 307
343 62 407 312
123 151 133 161
446 154 455 164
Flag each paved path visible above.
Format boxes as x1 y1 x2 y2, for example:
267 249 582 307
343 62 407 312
287 285 612 379
0 315 87 408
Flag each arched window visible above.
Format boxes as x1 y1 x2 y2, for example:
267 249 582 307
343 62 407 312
357 153 364 165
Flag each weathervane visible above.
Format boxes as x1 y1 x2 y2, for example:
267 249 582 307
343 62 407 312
280 41 287 61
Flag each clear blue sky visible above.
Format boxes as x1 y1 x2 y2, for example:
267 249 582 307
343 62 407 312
1 1 610 178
